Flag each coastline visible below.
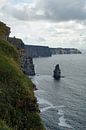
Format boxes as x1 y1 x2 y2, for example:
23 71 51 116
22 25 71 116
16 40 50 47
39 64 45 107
0 21 46 130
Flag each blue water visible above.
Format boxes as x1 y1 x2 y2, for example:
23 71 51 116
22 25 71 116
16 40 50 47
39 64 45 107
32 54 86 130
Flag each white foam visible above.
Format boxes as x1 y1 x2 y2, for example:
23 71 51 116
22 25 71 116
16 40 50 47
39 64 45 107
57 105 65 108
58 115 72 128
37 98 53 106
41 105 60 112
40 103 72 128
41 106 53 112
58 107 72 128
37 98 58 112
35 89 45 93
34 80 39 85
58 109 64 115
37 98 66 113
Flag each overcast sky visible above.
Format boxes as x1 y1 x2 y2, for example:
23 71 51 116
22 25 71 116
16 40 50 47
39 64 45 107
0 0 86 49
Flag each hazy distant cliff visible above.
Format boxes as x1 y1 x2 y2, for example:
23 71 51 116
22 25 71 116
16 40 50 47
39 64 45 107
25 45 81 58
25 45 52 58
50 48 82 55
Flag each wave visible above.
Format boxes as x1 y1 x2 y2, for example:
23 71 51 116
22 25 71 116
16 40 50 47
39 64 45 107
37 97 72 128
37 98 53 106
32 75 72 129
58 115 72 128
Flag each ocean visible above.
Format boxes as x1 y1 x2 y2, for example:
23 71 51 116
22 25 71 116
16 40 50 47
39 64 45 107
31 54 86 130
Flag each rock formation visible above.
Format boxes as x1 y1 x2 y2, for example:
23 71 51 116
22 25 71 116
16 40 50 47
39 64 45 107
23 56 35 76
0 21 10 40
8 37 35 76
25 45 52 58
0 21 35 76
53 64 61 80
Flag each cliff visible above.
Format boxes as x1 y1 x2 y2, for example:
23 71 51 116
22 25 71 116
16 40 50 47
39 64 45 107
0 21 10 40
8 37 35 76
50 48 82 55
0 22 45 130
25 45 81 58
25 45 52 58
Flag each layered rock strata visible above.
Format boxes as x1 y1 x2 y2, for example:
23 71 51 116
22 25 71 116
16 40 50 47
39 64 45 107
25 45 52 58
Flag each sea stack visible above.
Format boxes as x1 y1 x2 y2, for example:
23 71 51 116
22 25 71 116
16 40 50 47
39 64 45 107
53 64 61 80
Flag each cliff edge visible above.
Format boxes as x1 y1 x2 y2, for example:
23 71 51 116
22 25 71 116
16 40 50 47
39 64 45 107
8 37 35 76
0 21 45 130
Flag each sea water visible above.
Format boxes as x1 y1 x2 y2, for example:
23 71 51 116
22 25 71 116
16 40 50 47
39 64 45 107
32 54 86 130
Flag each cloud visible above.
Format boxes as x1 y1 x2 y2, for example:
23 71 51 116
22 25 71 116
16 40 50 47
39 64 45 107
35 0 86 21
1 0 86 22
0 0 7 3
1 2 45 21
0 0 86 50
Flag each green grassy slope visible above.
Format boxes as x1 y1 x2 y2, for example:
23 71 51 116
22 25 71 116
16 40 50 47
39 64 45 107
0 40 45 130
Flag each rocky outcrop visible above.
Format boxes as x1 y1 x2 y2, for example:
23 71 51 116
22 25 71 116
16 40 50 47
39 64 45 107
7 37 25 49
25 45 52 58
23 56 35 76
8 37 35 76
0 22 49 75
0 21 10 40
53 64 61 80
0 23 36 76
50 48 82 55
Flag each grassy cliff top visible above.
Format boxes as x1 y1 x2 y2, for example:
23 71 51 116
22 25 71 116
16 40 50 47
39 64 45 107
0 39 45 130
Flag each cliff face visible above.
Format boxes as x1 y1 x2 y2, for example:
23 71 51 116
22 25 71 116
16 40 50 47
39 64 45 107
0 21 45 130
50 48 82 55
7 37 25 49
25 45 52 58
8 37 35 76
0 21 10 40
25 45 81 58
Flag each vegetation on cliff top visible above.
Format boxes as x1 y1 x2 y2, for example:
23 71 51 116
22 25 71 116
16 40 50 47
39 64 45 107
0 39 45 130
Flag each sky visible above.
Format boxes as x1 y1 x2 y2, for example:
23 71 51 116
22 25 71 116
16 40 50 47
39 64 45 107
0 0 86 50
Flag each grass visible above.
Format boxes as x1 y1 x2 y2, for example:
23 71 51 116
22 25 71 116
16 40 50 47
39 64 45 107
0 120 12 130
0 39 45 130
